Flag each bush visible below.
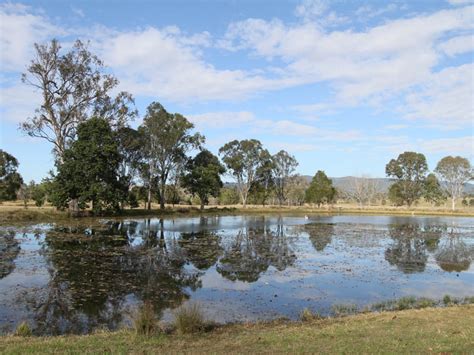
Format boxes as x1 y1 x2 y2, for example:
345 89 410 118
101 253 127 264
332 304 358 317
133 302 159 336
443 295 452 305
14 321 32 337
174 303 207 334
300 308 321 322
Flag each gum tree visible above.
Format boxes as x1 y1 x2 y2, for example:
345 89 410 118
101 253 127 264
139 102 204 210
385 151 428 207
272 150 298 206
435 156 472 211
219 139 269 208
181 150 225 210
21 39 136 161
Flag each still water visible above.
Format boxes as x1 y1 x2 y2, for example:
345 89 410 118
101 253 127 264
1 215 473 335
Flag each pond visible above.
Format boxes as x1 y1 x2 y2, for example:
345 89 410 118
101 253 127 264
1 215 473 335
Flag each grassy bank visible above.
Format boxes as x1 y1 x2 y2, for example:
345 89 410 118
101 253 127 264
1 202 473 225
1 305 473 354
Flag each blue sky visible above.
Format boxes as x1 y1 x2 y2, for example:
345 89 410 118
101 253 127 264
0 0 473 183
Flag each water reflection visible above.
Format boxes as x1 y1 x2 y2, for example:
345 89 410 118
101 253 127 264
31 223 201 334
1 215 473 335
216 223 296 282
0 231 20 279
384 223 443 274
304 223 334 251
435 226 473 272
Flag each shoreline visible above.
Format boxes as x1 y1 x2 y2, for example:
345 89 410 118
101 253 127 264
1 204 473 225
1 305 473 353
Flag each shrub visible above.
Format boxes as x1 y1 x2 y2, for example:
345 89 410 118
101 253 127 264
174 303 207 334
14 321 32 337
396 296 417 310
133 302 159 336
300 308 321 322
443 295 452 305
332 303 358 317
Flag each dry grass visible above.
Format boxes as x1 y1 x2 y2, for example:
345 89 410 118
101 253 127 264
1 305 473 354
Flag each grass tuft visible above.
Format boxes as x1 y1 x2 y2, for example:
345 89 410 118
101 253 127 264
173 303 207 335
133 302 160 336
14 321 32 337
332 303 358 317
299 308 322 322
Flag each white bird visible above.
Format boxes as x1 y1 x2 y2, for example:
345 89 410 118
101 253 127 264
304 215 309 220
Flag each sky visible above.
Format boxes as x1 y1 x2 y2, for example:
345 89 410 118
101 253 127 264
0 0 473 183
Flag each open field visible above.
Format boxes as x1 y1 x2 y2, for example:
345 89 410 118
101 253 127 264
1 305 473 354
1 200 473 225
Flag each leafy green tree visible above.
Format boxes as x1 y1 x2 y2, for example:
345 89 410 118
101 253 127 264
218 187 240 205
435 156 473 211
182 150 225 210
139 102 204 210
219 139 269 207
423 173 446 206
31 181 47 207
21 39 136 160
286 175 309 206
51 117 127 214
0 150 23 202
385 151 428 207
249 151 275 206
116 127 144 207
272 150 298 206
305 170 336 207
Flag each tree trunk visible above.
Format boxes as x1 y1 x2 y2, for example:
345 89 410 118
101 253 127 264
160 182 165 210
147 184 152 210
200 200 204 211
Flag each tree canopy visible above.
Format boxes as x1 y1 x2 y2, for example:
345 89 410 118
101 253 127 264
385 151 428 206
305 170 336 207
139 102 204 210
219 139 269 207
435 156 472 211
21 39 136 160
182 150 225 210
0 150 23 202
50 117 127 214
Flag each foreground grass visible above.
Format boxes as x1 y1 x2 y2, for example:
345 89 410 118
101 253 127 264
1 305 473 354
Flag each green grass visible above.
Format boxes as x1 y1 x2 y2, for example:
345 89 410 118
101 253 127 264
1 305 473 354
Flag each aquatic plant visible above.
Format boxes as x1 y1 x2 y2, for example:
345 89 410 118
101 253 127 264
332 303 358 317
174 303 207 334
299 308 321 322
14 321 32 337
133 302 160 336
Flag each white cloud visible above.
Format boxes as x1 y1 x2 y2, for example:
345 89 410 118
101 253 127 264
0 3 63 71
403 63 474 129
447 0 474 5
0 80 40 123
419 136 473 155
188 111 255 128
438 35 474 56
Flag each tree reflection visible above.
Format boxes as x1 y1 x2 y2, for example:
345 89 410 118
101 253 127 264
0 230 20 279
384 223 442 274
216 223 296 282
179 231 222 270
31 222 201 335
304 223 334 252
435 226 473 272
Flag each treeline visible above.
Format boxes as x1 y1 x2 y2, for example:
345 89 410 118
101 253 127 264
0 39 472 214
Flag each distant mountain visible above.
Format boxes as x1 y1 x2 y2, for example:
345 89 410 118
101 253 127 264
303 176 474 195
224 176 474 195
